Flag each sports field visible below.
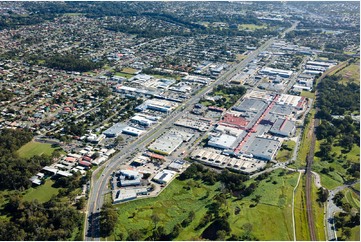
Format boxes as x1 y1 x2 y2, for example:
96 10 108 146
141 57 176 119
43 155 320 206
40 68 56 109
17 141 58 158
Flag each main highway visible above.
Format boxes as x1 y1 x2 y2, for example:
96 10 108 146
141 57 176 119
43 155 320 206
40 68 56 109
84 22 299 240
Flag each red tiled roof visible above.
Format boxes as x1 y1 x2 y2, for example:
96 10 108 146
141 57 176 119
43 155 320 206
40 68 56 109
79 160 92 167
65 157 77 162
149 153 165 160
219 113 249 128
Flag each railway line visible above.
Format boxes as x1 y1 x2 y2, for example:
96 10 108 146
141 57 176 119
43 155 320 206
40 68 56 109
305 118 319 240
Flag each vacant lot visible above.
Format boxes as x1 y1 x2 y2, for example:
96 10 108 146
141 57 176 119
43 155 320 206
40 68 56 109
111 169 299 240
17 141 58 158
301 91 315 100
276 140 296 162
121 67 138 74
337 62 360 85
113 179 219 240
238 24 267 30
114 72 134 79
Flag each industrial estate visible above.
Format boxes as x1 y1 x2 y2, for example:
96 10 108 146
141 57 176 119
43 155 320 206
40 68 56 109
0 1 359 241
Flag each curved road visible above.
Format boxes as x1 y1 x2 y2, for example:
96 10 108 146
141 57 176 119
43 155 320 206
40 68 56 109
84 22 300 240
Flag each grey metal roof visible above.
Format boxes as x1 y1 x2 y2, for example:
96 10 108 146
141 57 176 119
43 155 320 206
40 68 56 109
269 104 294 116
244 137 280 160
208 134 238 150
103 123 128 136
233 98 267 113
269 118 295 137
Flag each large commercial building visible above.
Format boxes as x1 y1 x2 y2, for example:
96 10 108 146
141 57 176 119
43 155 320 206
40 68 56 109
190 148 267 173
208 134 238 150
259 67 293 78
174 118 210 131
241 137 280 161
135 98 178 113
122 126 145 136
117 170 142 187
113 187 148 204
218 113 249 129
277 94 306 110
148 131 189 155
153 169 177 184
103 123 128 137
130 115 156 127
269 118 296 137
233 98 268 113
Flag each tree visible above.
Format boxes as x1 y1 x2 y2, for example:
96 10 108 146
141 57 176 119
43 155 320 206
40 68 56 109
333 192 344 207
349 213 360 227
75 197 86 210
99 203 118 237
216 230 227 241
127 230 142 241
97 85 111 98
252 195 262 204
342 227 351 240
169 223 182 239
341 202 352 213
151 226 166 240
114 135 124 145
317 187 329 203
150 214 160 229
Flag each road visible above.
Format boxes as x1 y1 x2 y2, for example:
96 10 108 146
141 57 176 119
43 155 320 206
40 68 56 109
84 22 300 240
325 182 359 241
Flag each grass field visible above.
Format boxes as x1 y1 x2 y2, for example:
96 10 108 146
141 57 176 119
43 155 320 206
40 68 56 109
352 182 360 192
301 91 316 100
294 175 311 241
335 189 360 242
235 169 299 240
114 72 135 79
312 139 360 190
342 188 360 211
113 179 220 240
292 109 316 169
17 141 58 159
110 169 299 240
238 24 267 30
236 54 247 61
350 226 360 241
121 67 138 74
199 100 214 107
95 166 106 180
312 182 326 241
22 179 59 203
276 140 296 162
336 63 360 85
63 13 83 16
